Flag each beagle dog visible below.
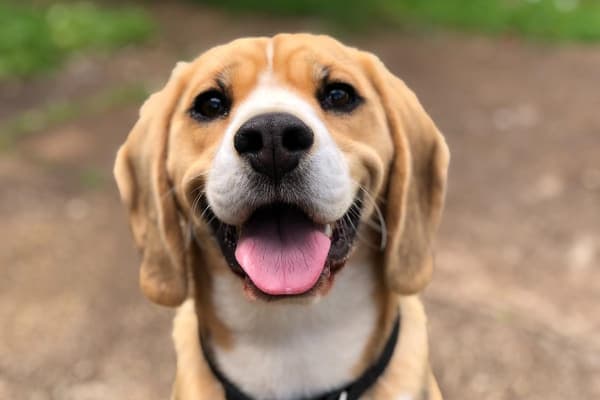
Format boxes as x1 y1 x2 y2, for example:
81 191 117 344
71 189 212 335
114 34 449 400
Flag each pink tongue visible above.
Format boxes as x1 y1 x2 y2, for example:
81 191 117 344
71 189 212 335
235 207 331 295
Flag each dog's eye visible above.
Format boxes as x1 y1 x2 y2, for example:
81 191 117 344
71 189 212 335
190 90 230 121
319 82 360 113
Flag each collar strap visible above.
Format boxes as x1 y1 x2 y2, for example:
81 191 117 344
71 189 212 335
200 314 401 400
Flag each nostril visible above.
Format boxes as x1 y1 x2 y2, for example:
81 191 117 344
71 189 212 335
234 129 263 154
281 126 314 152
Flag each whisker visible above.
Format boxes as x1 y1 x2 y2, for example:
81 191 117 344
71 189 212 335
348 205 383 233
199 203 212 220
338 214 349 239
205 216 216 226
343 212 380 251
190 191 203 218
162 173 208 202
352 183 387 251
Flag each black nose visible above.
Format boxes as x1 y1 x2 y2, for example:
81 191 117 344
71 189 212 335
234 112 314 181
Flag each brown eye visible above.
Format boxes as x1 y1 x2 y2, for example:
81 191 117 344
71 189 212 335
190 90 230 121
319 82 361 113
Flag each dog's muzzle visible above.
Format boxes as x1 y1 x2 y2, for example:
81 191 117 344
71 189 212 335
201 112 360 298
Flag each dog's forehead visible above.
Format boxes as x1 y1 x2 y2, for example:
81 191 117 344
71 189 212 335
270 34 362 84
187 34 361 92
270 33 358 66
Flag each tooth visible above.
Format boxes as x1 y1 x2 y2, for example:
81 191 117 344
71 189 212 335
324 224 333 238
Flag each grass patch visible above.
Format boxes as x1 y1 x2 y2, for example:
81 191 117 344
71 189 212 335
0 84 149 150
201 0 375 27
201 0 600 42
389 0 600 42
0 2 154 79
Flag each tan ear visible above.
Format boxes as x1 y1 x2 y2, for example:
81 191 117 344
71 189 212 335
114 62 191 306
363 54 450 294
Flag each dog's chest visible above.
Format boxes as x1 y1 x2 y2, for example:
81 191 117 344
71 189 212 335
209 254 379 400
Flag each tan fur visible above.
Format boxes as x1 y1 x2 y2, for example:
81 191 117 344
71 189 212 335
349 249 396 377
172 300 224 400
114 62 192 306
358 53 450 295
114 33 448 399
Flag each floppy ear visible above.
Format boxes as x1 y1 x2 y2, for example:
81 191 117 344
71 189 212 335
114 62 191 306
363 54 450 294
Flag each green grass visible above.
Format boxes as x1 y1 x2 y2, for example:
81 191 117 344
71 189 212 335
0 84 149 150
390 0 600 42
0 2 154 79
201 0 600 42
201 0 375 27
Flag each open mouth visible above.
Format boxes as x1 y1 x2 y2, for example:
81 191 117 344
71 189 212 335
200 195 363 298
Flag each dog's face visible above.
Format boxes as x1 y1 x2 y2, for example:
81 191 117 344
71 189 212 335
114 34 449 306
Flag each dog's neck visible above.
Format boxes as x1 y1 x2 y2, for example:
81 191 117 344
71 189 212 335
201 247 391 400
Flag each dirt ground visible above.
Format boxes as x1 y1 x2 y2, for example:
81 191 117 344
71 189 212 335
1 3 598 400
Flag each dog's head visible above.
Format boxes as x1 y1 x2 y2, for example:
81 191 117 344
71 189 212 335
114 34 449 306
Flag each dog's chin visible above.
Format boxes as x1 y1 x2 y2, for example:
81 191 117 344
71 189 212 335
240 271 334 303
200 195 363 301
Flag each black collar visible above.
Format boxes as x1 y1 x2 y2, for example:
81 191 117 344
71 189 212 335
200 314 401 400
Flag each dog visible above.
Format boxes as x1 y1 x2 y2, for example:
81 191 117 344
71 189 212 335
114 33 449 400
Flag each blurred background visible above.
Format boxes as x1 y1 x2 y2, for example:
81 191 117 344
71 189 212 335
1 1 599 399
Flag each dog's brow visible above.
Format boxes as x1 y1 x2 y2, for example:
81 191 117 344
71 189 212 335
214 75 228 92
214 62 238 88
214 72 229 89
317 65 331 82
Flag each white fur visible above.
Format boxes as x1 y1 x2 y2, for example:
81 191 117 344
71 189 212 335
206 73 355 226
209 248 379 400
202 50 377 399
